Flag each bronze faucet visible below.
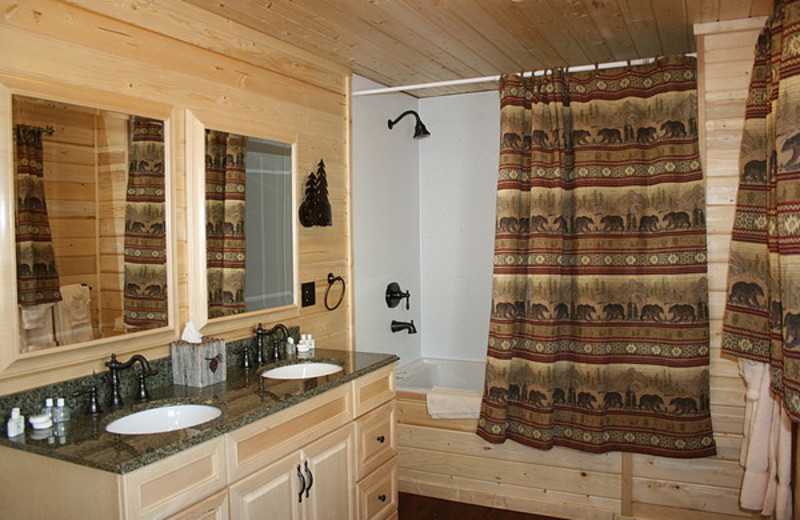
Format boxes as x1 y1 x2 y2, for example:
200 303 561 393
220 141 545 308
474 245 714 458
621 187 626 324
105 353 157 407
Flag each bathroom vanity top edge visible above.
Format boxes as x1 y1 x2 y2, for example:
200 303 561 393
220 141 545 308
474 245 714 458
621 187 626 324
0 350 398 474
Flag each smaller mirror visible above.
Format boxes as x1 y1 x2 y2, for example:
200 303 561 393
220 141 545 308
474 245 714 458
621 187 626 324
204 129 294 320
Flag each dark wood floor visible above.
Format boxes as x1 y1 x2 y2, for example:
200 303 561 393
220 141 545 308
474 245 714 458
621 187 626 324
398 493 566 520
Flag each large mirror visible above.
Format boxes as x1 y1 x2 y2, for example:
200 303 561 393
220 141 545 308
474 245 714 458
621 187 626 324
186 112 297 332
6 93 175 356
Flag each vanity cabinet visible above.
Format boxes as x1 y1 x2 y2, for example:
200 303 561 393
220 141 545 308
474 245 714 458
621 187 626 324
0 363 397 520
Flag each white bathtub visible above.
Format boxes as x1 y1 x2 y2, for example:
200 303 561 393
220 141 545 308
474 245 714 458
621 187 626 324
396 357 485 394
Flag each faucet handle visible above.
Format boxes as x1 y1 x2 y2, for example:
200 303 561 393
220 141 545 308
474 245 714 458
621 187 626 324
72 386 102 415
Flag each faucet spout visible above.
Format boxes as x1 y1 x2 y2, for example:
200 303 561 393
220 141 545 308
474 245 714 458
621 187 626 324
391 320 417 334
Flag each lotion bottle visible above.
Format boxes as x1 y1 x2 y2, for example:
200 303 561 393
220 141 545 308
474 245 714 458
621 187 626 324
7 408 24 438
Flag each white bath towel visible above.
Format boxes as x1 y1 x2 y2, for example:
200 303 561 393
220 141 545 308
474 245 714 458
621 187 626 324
54 284 93 345
426 386 482 419
20 302 55 330
738 360 793 520
18 303 56 352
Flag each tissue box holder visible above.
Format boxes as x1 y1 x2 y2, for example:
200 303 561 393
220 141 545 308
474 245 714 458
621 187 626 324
171 337 226 387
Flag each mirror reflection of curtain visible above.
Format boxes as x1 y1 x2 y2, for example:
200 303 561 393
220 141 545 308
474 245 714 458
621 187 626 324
478 57 715 458
15 125 62 306
123 117 167 331
205 130 247 318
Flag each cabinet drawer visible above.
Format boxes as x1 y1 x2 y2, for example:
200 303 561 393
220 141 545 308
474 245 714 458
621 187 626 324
355 401 396 479
165 489 228 520
356 457 397 520
353 364 395 417
226 383 352 481
122 437 227 520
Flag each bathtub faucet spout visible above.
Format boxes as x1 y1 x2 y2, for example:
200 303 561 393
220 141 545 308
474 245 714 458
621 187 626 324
391 320 417 334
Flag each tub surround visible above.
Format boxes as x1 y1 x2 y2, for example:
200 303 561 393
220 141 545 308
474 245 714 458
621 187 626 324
0 348 397 474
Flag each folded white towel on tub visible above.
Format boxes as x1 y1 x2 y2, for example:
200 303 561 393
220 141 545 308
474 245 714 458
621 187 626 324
426 386 482 419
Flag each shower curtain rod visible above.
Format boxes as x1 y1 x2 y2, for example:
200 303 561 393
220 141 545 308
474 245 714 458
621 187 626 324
353 52 697 96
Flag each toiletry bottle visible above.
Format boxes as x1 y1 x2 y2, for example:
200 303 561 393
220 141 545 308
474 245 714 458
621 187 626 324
53 398 70 423
7 408 24 438
41 398 54 420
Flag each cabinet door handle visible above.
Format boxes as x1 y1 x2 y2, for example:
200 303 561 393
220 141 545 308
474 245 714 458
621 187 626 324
376 435 385 443
378 494 387 502
297 464 306 503
304 460 314 498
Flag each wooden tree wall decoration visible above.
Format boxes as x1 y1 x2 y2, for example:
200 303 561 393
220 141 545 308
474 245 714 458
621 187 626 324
299 159 332 227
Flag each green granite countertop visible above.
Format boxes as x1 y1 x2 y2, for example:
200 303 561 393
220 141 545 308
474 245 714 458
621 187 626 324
0 350 398 474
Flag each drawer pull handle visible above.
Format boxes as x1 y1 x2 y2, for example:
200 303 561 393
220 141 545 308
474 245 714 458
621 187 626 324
376 435 385 443
304 460 314 498
378 494 387 502
297 464 306 503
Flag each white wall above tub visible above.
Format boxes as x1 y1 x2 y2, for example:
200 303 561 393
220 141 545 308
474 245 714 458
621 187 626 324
351 75 422 364
418 92 499 362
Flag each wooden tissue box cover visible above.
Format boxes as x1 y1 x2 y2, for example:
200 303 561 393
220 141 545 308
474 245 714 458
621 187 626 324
171 337 226 387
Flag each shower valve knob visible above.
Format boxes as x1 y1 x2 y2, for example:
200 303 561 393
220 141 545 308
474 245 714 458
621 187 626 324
385 282 411 310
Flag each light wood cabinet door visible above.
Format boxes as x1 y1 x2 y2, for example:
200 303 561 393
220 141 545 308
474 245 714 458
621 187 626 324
228 424 354 520
301 424 355 520
228 451 304 520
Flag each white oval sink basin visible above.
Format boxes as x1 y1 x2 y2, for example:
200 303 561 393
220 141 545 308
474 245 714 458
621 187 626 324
106 404 221 435
262 362 343 380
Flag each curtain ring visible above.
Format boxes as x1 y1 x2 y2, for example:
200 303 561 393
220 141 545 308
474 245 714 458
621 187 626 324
325 273 346 311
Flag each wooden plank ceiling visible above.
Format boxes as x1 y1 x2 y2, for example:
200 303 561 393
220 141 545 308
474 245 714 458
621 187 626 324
183 0 773 97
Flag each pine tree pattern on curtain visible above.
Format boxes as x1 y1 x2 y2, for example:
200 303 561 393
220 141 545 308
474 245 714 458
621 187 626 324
15 125 61 305
205 130 247 318
477 56 716 457
123 117 167 331
722 0 800 420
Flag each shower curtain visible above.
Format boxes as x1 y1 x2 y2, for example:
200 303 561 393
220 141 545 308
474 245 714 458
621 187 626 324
123 116 167 331
477 56 716 457
205 130 247 318
721 2 799 517
15 125 61 306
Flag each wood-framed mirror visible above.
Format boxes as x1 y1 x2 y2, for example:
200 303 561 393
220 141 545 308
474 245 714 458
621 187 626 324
185 111 299 335
0 79 178 392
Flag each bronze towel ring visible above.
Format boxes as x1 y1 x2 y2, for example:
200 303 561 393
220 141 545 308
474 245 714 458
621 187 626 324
325 273 345 311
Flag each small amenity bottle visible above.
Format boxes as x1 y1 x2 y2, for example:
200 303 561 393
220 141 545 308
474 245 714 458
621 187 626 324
7 408 24 438
41 398 54 420
53 398 70 423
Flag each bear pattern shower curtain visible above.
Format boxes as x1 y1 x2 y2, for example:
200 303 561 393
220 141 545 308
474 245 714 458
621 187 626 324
123 116 167 331
477 56 716 457
15 125 61 305
722 0 800 419
205 130 247 318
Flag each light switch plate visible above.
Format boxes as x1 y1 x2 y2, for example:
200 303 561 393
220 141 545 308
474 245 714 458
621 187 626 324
301 281 316 307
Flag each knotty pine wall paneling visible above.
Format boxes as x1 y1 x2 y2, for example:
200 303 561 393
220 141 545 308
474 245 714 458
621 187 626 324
0 0 352 393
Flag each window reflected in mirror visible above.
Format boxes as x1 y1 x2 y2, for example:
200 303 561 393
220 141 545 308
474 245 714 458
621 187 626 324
12 95 168 352
205 130 293 319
